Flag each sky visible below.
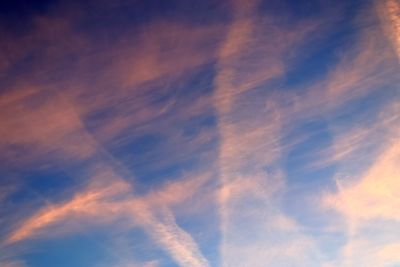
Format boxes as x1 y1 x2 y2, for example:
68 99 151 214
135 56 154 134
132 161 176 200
0 0 399 266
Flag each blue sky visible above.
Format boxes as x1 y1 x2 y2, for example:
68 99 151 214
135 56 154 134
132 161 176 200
0 0 399 266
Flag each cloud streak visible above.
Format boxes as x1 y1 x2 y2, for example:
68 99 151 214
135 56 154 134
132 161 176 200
378 0 400 60
5 170 212 267
1 0 399 266
320 102 400 266
213 0 327 266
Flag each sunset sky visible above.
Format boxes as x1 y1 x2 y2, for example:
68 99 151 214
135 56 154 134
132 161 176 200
0 0 399 266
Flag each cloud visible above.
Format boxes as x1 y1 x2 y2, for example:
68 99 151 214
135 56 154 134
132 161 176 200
5 170 212 267
211 1 400 265
0 88 98 166
280 7 399 174
0 4 221 266
377 0 400 61
212 0 328 266
324 28 398 105
0 184 18 203
324 133 400 226
375 243 400 265
146 172 212 208
320 102 400 266
0 0 225 173
325 236 400 267
133 205 210 267
0 261 27 267
284 14 399 126
6 174 131 243
1 0 398 266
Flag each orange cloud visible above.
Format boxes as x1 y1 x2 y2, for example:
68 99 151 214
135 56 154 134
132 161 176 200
146 173 211 207
7 176 131 243
323 101 400 225
326 29 397 103
326 238 400 267
5 171 213 267
1 7 221 266
324 136 400 224
376 243 400 265
118 22 223 88
377 0 400 61
0 2 225 174
0 88 98 165
319 101 400 264
212 1 329 266
0 261 26 267
284 17 398 124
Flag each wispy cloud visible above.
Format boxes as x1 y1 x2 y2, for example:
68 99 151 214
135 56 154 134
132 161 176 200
0 261 27 267
5 170 212 267
377 0 400 60
213 0 327 266
1 0 398 266
320 102 400 266
324 129 400 226
0 4 221 266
